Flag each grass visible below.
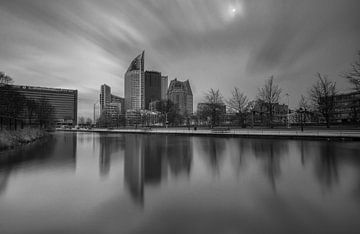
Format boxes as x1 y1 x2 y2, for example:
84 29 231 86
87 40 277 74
0 128 47 151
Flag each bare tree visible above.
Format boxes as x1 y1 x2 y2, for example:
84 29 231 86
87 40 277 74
309 73 337 128
200 89 225 127
36 97 54 128
342 51 360 91
158 99 181 126
78 116 85 125
85 117 92 125
257 76 282 127
298 95 310 110
0 72 13 85
227 87 248 127
26 99 38 125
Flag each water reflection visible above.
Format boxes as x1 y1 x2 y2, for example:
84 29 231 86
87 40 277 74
252 140 288 190
1 133 360 234
315 143 338 190
198 137 225 174
124 135 193 205
0 133 77 195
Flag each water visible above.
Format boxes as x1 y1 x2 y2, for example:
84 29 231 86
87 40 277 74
0 132 360 234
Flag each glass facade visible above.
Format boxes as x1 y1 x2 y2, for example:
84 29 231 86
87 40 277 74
125 51 145 111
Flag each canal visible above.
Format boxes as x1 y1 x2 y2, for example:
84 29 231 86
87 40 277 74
0 132 360 234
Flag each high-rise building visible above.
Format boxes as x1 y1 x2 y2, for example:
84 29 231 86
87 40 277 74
125 51 145 111
145 71 161 109
100 84 111 112
161 76 168 100
167 78 193 115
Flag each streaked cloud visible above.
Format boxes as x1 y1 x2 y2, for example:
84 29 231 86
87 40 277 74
0 0 359 117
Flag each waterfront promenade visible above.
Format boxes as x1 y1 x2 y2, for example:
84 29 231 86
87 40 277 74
58 127 360 140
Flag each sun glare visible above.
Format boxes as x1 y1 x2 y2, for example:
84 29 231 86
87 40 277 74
228 1 244 19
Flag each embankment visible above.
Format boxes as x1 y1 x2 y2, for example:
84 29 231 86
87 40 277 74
0 128 48 151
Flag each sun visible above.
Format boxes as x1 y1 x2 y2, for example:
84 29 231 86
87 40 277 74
227 1 244 19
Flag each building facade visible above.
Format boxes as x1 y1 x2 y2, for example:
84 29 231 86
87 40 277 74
111 94 125 114
251 100 288 125
125 51 145 111
161 76 168 100
333 91 360 123
100 84 111 112
2 85 78 126
167 78 193 115
145 71 162 109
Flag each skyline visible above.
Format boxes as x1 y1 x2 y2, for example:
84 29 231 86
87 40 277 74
1 0 360 117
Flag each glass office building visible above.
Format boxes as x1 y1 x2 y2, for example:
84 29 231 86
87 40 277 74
124 51 145 111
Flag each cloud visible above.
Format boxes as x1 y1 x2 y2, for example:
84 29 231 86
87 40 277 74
0 0 360 117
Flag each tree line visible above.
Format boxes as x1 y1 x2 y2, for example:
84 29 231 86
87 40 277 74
0 73 54 129
197 50 360 128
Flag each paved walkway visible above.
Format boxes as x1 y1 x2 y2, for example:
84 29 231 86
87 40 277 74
59 128 360 140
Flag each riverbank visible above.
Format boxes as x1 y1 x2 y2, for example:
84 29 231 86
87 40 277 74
57 127 360 141
0 128 48 151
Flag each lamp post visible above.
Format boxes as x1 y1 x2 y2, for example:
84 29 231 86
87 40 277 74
285 93 290 128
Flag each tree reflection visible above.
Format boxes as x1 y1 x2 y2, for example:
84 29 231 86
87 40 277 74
0 132 77 196
198 137 225 174
314 143 338 191
251 139 288 191
166 136 192 176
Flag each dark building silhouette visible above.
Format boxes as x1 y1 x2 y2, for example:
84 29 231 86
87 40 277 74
1 85 78 126
145 71 162 109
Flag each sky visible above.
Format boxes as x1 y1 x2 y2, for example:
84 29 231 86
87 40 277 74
0 0 359 117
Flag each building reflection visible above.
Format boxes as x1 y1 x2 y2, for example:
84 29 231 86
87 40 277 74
124 135 145 205
0 132 77 195
124 135 192 206
97 134 125 178
99 137 111 177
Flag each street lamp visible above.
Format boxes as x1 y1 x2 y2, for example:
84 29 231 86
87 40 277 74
285 93 290 128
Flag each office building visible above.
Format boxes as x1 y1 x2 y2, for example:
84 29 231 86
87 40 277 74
161 76 168 100
111 94 125 114
167 78 193 115
1 85 78 126
125 51 145 111
145 71 162 109
100 84 111 112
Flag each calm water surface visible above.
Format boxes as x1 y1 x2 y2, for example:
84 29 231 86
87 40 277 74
0 132 360 234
